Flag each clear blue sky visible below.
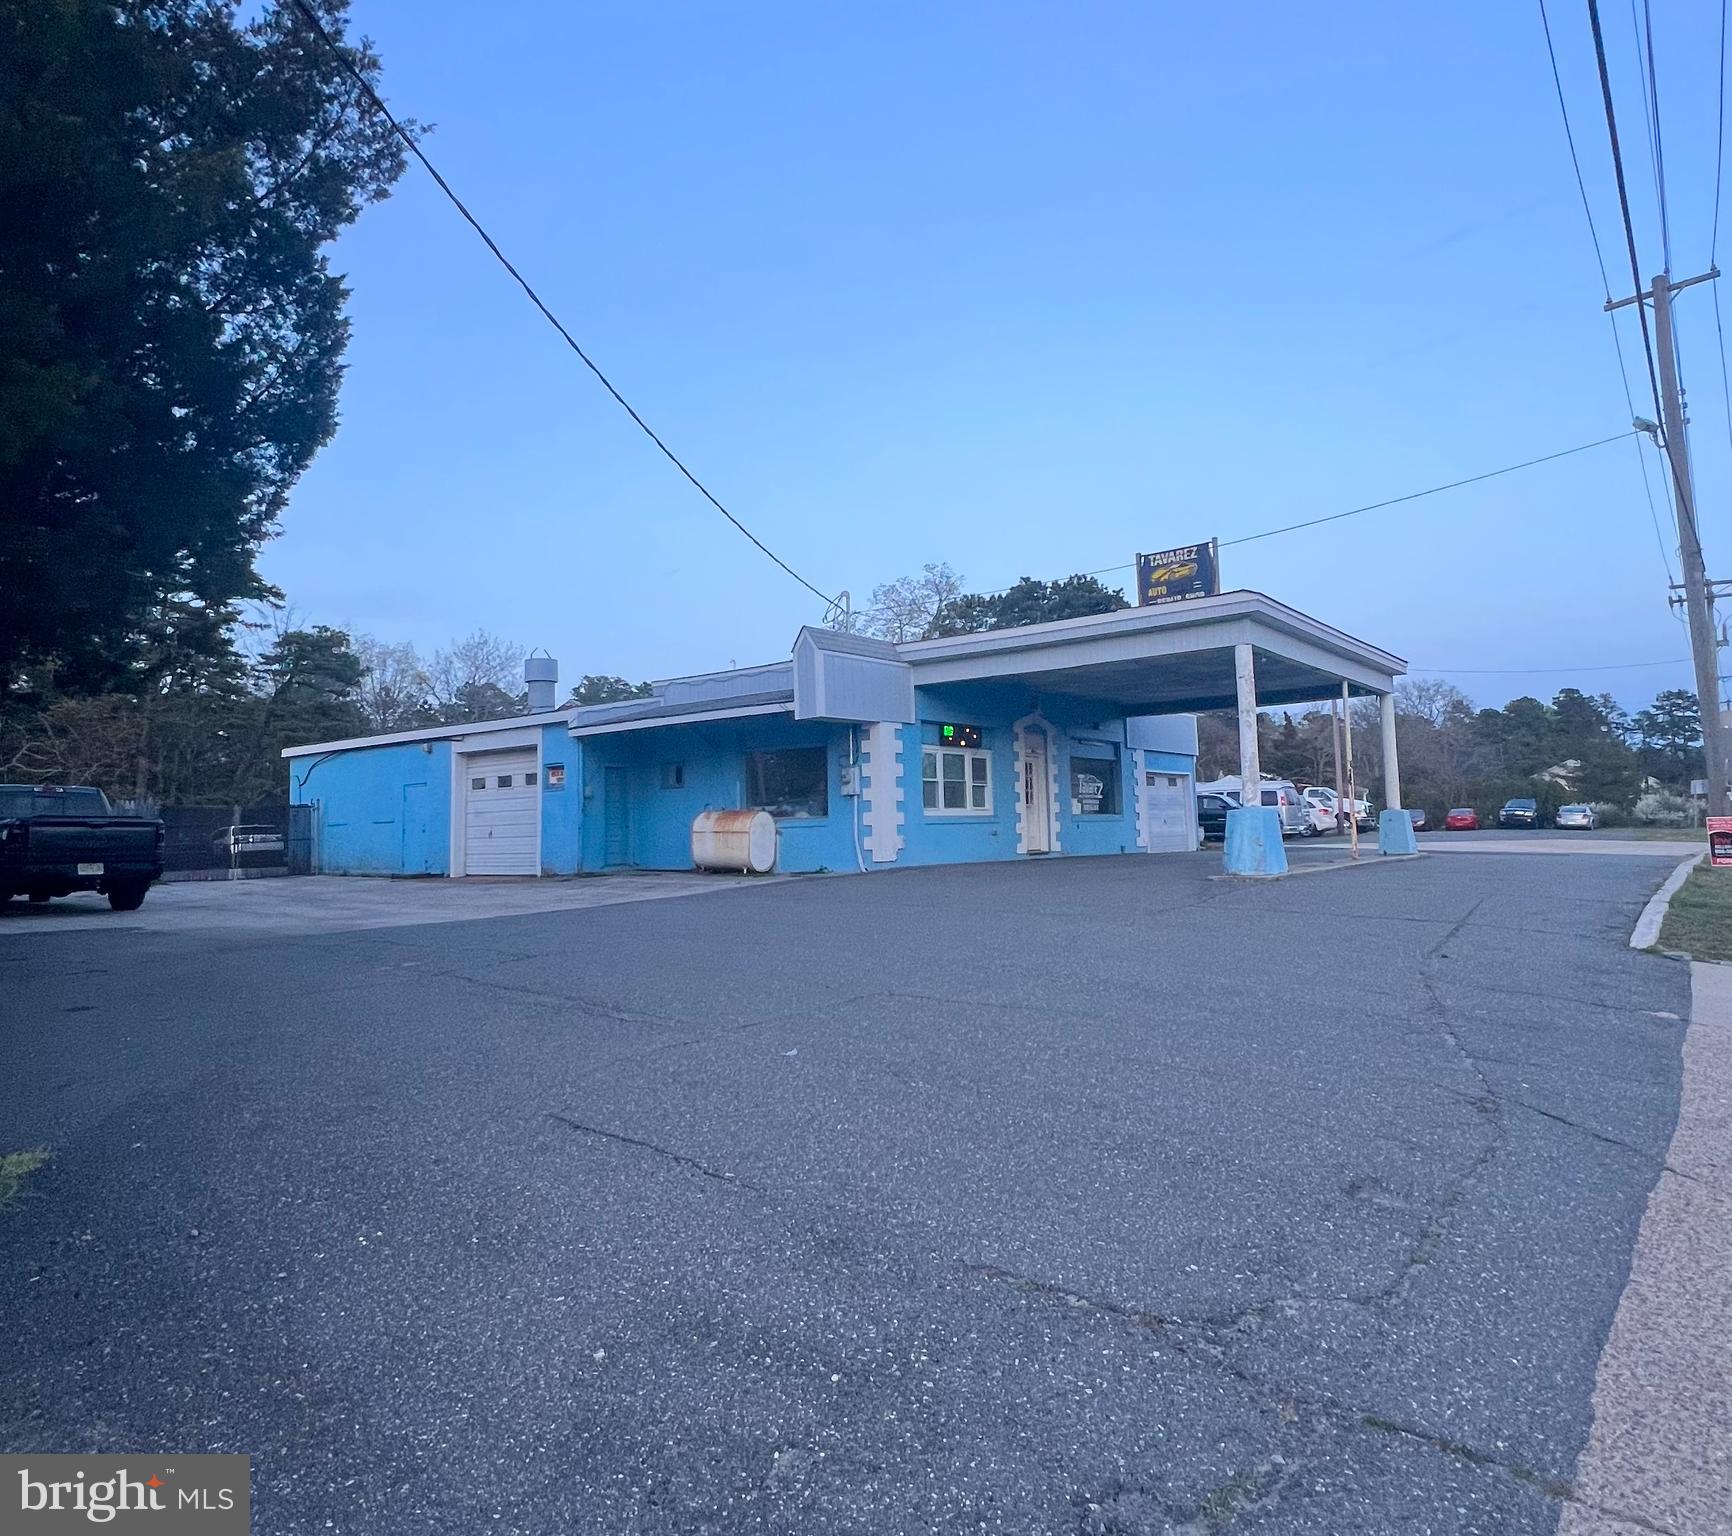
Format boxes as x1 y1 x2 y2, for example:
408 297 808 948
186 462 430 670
260 1 1728 712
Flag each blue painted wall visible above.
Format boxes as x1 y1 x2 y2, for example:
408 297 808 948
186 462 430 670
538 723 582 874
896 683 1148 865
577 716 860 875
288 696 1195 877
290 740 452 876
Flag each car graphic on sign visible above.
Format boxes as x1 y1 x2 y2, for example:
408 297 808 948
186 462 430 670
1145 561 1199 584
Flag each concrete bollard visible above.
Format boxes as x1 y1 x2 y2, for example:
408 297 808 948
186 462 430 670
1377 808 1419 856
1223 806 1288 877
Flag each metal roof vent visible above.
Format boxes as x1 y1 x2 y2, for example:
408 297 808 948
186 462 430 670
524 651 558 712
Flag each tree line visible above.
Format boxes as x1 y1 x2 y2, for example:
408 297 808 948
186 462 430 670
0 619 647 810
1196 681 1707 824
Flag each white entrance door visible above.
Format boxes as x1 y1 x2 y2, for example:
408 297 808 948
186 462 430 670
1143 770 1193 852
1022 731 1051 854
463 748 538 875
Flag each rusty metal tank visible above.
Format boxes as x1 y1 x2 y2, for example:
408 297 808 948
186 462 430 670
690 809 778 874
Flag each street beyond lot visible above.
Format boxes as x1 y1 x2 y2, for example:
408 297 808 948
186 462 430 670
0 852 1699 1533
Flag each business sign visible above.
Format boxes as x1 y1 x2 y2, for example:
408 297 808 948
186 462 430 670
1136 541 1219 607
1709 815 1732 868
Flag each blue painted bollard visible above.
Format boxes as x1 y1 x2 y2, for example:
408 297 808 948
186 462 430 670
1377 808 1418 855
1223 806 1288 877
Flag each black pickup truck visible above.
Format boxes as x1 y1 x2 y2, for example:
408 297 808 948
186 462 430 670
0 784 164 910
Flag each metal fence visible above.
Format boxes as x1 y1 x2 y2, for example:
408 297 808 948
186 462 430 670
155 803 292 874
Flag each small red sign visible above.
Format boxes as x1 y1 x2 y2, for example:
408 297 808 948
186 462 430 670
1709 815 1732 868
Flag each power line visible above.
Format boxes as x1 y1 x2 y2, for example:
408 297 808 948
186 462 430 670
1587 0 1667 427
980 429 1638 594
1409 657 1689 675
1216 431 1638 550
1633 0 1673 270
286 0 839 610
1710 0 1732 466
1536 0 1677 584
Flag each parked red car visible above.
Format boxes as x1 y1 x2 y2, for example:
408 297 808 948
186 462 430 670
1444 807 1480 831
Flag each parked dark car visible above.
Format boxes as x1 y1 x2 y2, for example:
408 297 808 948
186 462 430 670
0 784 163 910
1497 796 1542 829
1196 791 1239 842
1407 807 1427 832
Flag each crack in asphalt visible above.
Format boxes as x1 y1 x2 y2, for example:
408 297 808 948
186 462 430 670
1357 1416 1683 1536
431 966 689 1026
1424 1080 1709 1186
977 1257 1683 1533
543 1111 762 1191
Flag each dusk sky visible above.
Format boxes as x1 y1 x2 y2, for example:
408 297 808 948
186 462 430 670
260 1 1726 710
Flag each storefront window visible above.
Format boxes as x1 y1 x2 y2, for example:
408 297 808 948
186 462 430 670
923 747 990 813
1070 753 1120 815
745 747 828 818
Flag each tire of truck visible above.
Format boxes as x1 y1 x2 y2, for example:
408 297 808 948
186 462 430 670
107 882 149 912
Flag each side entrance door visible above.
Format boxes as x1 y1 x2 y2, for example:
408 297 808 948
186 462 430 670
603 765 631 866
1022 732 1051 854
401 781 436 874
1143 771 1194 852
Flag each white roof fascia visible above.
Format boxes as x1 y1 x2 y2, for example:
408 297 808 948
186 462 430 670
281 709 575 759
568 701 795 740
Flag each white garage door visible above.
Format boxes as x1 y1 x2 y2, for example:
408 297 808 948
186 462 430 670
1144 770 1194 853
463 749 539 875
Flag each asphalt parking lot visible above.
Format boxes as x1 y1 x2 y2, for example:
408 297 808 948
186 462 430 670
0 850 1700 1533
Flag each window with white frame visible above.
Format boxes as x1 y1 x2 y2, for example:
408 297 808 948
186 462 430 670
922 745 991 814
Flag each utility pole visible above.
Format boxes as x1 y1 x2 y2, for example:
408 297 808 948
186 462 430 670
1609 268 1732 817
1341 682 1359 859
1331 699 1346 836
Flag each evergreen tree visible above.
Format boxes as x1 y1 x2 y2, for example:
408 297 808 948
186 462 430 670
0 0 412 691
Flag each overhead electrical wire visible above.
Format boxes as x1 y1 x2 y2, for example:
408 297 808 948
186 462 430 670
286 0 840 611
1710 0 1732 468
1585 0 1710 562
978 429 1639 595
1537 0 1677 584
1586 0 1667 428
1409 656 1690 675
1632 0 1673 271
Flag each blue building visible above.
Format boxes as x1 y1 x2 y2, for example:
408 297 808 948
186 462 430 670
283 591 1407 878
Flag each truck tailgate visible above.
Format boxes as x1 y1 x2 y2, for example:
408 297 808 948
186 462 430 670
16 819 161 863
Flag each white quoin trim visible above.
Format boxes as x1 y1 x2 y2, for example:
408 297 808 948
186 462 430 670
1012 711 1062 856
860 722 904 863
1133 747 1148 850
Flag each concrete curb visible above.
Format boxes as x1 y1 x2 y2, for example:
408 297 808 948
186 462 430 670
1629 853 1704 949
1558 961 1732 1535
1208 852 1424 882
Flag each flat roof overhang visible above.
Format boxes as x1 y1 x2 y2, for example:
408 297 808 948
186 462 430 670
898 590 1404 714
567 693 795 739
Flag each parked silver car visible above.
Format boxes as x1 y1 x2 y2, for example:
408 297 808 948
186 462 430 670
1554 803 1599 830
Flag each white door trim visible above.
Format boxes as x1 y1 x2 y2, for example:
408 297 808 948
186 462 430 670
450 738 544 877
1013 711 1060 855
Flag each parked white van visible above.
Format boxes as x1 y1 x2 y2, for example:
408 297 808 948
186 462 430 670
1195 775 1319 837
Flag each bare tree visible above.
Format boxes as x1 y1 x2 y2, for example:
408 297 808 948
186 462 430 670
354 637 432 731
862 563 966 643
427 630 523 723
1395 678 1473 729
